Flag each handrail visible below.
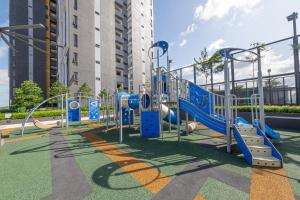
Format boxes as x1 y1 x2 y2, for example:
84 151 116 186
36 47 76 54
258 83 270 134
21 94 66 136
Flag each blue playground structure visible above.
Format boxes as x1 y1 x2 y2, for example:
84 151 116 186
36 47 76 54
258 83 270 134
115 42 283 168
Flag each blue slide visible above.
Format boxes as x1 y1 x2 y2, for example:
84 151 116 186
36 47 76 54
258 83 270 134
179 98 226 134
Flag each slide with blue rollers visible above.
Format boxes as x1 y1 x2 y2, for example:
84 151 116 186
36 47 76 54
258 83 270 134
179 81 283 167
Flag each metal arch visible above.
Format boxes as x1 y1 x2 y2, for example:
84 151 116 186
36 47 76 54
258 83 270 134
148 41 169 59
21 94 66 136
219 48 258 63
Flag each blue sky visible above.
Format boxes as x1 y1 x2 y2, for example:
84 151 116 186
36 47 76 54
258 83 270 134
0 0 300 106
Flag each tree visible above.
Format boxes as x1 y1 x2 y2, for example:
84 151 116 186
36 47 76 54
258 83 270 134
49 81 69 104
194 48 224 91
77 82 93 97
98 89 109 99
11 80 44 111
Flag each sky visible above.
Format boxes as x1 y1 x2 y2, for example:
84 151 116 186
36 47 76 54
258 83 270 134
0 0 300 106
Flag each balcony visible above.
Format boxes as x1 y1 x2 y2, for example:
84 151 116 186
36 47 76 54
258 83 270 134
115 9 123 19
117 75 124 83
115 23 123 31
116 62 124 69
115 36 124 44
115 0 124 7
116 49 124 56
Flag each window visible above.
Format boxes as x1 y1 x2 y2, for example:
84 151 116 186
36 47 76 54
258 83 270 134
73 34 78 47
72 52 78 65
116 71 122 76
116 57 122 63
96 77 101 81
74 0 78 10
96 61 100 64
73 15 78 28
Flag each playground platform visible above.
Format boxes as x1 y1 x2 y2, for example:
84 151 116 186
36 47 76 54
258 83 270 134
0 122 299 200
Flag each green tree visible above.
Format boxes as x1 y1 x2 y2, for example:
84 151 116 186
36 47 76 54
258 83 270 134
12 80 44 111
49 81 69 104
194 48 224 91
98 89 109 99
77 82 93 97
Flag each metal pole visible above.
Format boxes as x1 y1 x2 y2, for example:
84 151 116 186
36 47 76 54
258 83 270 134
283 77 286 105
231 60 235 95
61 94 64 128
293 18 300 105
106 93 109 129
66 93 69 129
176 77 180 142
224 57 231 153
119 97 123 144
193 64 197 84
257 48 266 133
167 50 171 133
268 70 272 105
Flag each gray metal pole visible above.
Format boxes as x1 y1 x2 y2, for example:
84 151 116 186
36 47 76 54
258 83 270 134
193 64 197 84
224 58 231 153
66 93 69 129
231 60 235 95
61 94 64 128
292 15 300 105
176 77 180 142
257 48 266 133
283 77 286 105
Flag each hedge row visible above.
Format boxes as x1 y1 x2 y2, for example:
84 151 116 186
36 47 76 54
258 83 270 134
0 106 299 121
0 110 89 121
237 106 300 113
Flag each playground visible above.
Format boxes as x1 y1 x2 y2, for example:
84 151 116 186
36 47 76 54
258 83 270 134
0 42 300 200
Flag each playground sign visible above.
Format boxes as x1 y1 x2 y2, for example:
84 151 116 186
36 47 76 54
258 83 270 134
68 99 81 122
88 98 100 121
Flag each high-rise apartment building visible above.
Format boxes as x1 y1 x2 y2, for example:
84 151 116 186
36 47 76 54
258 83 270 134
9 0 154 103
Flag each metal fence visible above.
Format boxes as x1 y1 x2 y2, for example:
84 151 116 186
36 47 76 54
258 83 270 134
171 35 300 106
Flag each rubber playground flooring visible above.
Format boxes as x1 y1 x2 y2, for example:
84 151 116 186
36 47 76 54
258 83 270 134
0 123 299 200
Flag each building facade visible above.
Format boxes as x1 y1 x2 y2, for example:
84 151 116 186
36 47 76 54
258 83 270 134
9 0 154 102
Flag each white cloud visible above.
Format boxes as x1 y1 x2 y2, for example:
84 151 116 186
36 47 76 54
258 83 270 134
180 23 198 37
194 0 262 21
169 42 175 48
207 38 227 52
179 39 187 47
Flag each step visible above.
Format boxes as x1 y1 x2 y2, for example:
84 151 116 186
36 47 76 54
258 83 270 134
252 156 281 167
237 126 257 135
248 145 272 157
241 135 264 145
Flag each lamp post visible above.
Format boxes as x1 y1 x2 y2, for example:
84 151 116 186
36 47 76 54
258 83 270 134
287 12 300 105
268 69 272 105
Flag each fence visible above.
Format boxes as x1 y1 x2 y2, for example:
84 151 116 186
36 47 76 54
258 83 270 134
171 35 300 106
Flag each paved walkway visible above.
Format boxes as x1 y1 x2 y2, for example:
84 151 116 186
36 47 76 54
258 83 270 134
42 129 91 200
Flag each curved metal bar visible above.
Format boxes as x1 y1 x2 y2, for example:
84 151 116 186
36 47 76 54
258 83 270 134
148 41 169 59
219 48 258 63
21 94 66 136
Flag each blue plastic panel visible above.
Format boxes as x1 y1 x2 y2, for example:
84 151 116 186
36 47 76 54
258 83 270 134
122 108 134 125
88 98 100 121
141 111 160 138
189 82 214 115
68 99 80 122
128 94 139 110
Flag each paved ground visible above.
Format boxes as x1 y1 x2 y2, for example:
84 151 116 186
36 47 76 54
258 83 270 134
0 123 299 200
